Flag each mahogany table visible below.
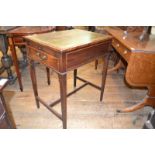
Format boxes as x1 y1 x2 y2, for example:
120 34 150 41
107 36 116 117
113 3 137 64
24 29 112 128
7 26 55 91
105 27 155 113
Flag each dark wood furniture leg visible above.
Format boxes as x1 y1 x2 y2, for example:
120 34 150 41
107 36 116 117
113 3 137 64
46 67 50 85
29 60 40 108
95 60 98 70
100 53 110 101
58 74 67 129
0 34 15 82
73 69 77 87
8 37 23 91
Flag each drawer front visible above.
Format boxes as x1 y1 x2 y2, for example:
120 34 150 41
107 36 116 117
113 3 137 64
112 39 130 62
13 37 24 44
27 46 59 71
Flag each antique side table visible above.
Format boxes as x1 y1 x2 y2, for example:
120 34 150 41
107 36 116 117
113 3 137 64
24 29 112 128
105 27 155 113
7 26 55 91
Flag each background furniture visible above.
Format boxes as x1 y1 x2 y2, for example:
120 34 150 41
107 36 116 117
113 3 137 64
8 26 56 91
0 78 16 128
0 26 18 83
24 29 112 128
105 27 155 113
143 110 155 129
94 27 152 72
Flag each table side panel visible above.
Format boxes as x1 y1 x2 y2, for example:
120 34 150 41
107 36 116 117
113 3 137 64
66 41 111 71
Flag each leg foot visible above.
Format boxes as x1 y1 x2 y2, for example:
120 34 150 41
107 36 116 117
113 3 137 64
117 96 155 113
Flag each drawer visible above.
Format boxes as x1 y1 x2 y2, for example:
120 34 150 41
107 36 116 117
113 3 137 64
13 37 24 44
27 41 60 57
112 39 131 62
27 46 59 71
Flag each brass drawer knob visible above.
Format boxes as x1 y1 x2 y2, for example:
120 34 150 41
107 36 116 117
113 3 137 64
36 52 47 61
124 50 128 54
36 52 40 56
40 55 47 61
116 44 120 47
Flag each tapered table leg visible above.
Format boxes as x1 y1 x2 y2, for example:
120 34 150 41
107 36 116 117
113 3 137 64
73 69 77 87
95 59 98 70
46 67 51 85
29 60 40 108
58 74 67 129
100 53 111 101
8 37 23 91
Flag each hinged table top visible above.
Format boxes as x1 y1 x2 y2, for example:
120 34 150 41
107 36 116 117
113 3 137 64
24 29 112 52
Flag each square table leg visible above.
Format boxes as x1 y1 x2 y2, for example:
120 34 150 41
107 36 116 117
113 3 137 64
100 53 111 101
58 74 67 129
73 69 77 87
29 60 40 109
46 67 51 85
8 37 23 91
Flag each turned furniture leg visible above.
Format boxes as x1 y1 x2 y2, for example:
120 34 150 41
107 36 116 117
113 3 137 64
100 53 110 101
58 74 67 129
117 86 155 113
46 67 50 85
0 34 14 82
8 37 23 91
95 59 98 70
73 69 77 87
29 60 40 108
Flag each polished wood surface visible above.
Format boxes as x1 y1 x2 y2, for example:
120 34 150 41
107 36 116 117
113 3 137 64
24 29 112 128
105 27 155 112
106 27 155 54
8 26 55 91
0 26 18 34
25 29 112 52
8 26 55 36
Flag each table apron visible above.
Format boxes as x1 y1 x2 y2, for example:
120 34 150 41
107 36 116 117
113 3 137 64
66 42 110 71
